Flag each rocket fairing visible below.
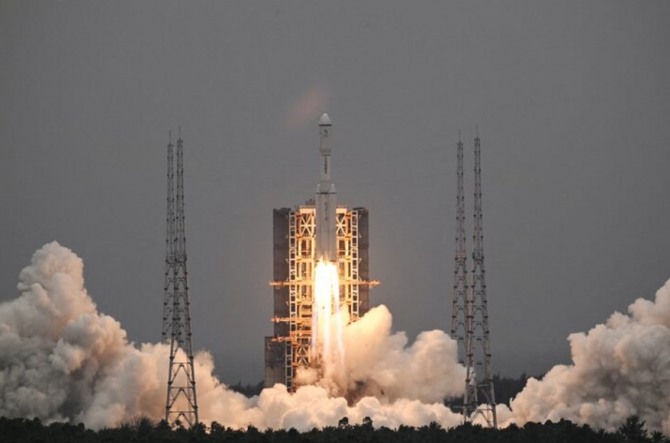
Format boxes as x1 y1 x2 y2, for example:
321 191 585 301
315 113 337 262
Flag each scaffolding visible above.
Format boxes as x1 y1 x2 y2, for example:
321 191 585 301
266 204 377 390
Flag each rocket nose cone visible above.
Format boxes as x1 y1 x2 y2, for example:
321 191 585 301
319 113 332 126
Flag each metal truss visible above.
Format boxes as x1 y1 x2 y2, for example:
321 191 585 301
273 206 377 390
163 136 199 427
451 132 497 428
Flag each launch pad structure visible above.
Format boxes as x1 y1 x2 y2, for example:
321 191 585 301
154 114 496 429
264 115 378 390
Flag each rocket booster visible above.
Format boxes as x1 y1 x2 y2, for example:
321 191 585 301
315 113 337 262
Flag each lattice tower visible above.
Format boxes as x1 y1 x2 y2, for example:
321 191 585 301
450 136 468 358
464 131 497 427
162 137 176 343
164 136 199 427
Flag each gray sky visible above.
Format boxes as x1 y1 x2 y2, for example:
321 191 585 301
1 1 669 384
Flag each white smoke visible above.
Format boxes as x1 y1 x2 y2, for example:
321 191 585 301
299 304 466 404
0 242 465 430
508 279 670 435
0 242 170 428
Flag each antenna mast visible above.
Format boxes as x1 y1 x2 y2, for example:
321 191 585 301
164 135 199 427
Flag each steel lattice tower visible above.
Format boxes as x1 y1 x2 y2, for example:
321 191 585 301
163 135 199 427
450 136 468 361
162 137 176 344
450 131 497 427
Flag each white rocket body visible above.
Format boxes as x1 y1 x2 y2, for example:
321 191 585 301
315 113 337 262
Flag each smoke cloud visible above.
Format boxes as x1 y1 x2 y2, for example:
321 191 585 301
8 242 668 434
508 279 670 435
0 242 465 430
297 305 466 404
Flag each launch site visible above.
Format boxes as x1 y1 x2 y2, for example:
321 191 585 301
1 1 670 442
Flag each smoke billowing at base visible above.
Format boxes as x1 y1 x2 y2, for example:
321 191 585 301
0 243 465 430
509 282 670 434
2 242 670 434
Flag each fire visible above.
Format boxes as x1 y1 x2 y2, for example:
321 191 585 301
311 260 345 375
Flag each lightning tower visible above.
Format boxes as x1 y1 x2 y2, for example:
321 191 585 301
451 130 497 427
450 135 467 365
163 135 199 427
163 137 176 343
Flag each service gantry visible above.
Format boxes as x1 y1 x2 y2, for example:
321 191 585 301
162 134 199 427
450 130 497 427
264 116 377 390
265 204 377 390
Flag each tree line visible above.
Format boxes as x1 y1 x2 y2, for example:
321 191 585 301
1 415 667 443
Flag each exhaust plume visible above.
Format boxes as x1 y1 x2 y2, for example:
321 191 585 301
299 303 466 404
311 260 346 381
508 279 670 435
16 242 669 434
0 242 466 430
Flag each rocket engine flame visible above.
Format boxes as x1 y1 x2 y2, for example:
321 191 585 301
311 260 345 376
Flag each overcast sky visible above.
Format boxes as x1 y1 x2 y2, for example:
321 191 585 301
1 1 669 384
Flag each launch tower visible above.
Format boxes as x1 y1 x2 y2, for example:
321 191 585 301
450 131 497 427
162 135 199 427
265 115 377 390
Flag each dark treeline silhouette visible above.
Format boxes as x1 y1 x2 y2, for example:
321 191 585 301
2 415 668 443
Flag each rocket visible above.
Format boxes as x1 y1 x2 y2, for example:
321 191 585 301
315 113 337 262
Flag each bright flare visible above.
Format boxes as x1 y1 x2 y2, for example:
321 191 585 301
312 260 345 374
